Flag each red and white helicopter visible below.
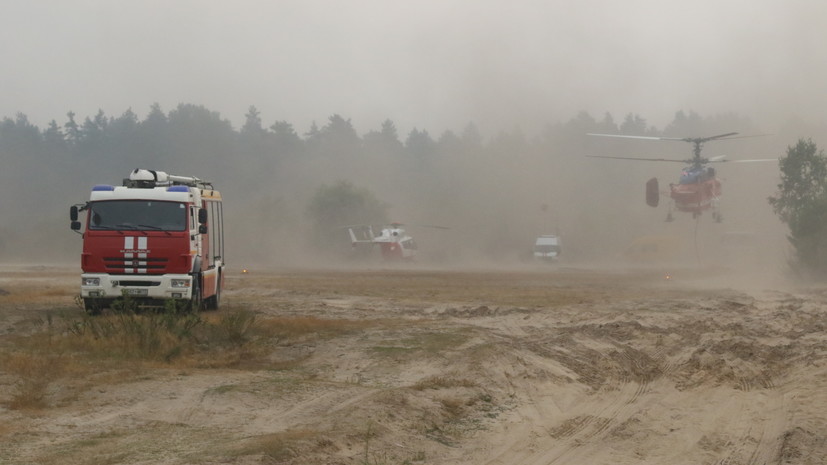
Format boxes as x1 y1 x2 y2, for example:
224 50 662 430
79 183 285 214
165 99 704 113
347 222 447 261
587 132 772 222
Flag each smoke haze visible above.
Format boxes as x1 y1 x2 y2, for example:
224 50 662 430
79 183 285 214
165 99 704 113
3 1 827 134
1 0 824 277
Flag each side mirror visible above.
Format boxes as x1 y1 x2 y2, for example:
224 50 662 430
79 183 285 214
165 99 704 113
198 208 208 224
199 224 208 234
71 221 81 231
70 206 78 221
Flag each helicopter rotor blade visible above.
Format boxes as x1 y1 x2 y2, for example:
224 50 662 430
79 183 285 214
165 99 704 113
707 133 771 141
401 223 450 230
587 133 683 141
589 132 770 143
692 132 739 142
703 155 775 163
716 158 777 163
586 154 688 163
385 222 450 230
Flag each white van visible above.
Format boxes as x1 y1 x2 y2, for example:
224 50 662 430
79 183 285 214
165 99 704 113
533 235 561 261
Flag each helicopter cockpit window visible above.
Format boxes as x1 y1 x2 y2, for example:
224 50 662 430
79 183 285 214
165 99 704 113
679 167 702 184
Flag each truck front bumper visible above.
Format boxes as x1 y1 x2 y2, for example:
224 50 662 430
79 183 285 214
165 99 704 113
80 273 193 300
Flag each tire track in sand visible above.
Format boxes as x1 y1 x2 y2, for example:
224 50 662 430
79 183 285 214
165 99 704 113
477 333 669 465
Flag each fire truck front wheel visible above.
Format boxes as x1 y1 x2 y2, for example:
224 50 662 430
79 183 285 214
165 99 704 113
83 297 107 315
188 275 204 312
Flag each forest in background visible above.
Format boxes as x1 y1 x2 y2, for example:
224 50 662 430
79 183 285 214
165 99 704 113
0 103 817 268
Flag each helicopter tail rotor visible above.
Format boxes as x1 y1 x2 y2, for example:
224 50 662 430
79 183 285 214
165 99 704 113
646 178 660 207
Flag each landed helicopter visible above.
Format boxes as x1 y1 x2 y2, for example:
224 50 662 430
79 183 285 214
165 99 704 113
587 132 773 222
347 222 448 261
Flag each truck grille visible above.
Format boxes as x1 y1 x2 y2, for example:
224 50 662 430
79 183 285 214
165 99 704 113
117 280 161 287
103 257 169 273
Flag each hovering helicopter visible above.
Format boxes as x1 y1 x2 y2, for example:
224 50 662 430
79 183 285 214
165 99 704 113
587 132 773 222
347 222 448 261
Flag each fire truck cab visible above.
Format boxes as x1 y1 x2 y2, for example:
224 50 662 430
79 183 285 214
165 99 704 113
70 169 224 312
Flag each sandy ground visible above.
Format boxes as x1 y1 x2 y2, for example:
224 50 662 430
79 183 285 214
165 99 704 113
2 262 827 464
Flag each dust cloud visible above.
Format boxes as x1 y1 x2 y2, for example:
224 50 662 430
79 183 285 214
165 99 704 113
0 110 813 287
1 0 826 286
221 115 794 283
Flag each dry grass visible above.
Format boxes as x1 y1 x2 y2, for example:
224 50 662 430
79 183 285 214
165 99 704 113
412 374 478 391
2 351 66 409
20 422 229 465
0 270 80 308
40 307 370 364
2 286 72 301
1 265 795 465
231 429 319 462
256 314 377 340
233 268 685 308
369 330 470 360
439 397 467 417
0 304 386 410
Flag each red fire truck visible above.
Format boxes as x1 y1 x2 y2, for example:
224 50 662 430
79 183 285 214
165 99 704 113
70 169 225 312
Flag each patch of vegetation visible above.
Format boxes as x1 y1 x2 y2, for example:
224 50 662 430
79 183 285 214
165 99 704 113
256 315 372 342
410 331 470 353
412 374 478 391
20 421 233 465
370 345 416 356
205 384 238 395
306 180 389 252
370 330 470 359
66 305 203 362
231 429 317 462
1 351 66 409
0 307 375 410
769 138 827 275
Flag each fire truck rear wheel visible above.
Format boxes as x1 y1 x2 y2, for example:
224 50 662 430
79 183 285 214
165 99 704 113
205 277 221 310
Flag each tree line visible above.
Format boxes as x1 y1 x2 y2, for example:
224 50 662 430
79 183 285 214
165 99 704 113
0 102 822 274
0 103 756 178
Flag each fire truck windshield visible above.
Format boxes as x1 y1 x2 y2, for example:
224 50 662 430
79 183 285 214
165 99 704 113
88 200 187 231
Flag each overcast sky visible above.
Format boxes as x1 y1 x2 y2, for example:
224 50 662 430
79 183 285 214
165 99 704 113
2 0 825 136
